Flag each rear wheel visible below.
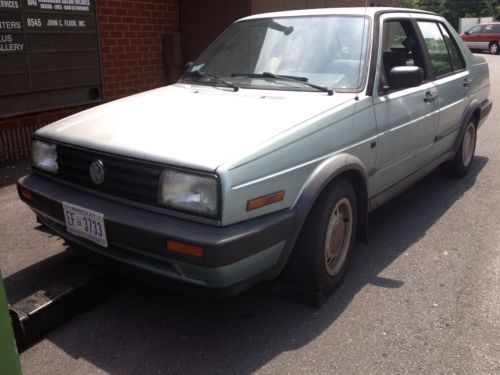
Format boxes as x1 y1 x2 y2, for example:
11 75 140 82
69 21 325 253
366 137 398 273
442 119 477 177
489 41 499 54
283 179 357 295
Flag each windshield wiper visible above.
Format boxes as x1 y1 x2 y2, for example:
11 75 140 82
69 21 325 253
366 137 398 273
232 72 334 96
183 71 239 92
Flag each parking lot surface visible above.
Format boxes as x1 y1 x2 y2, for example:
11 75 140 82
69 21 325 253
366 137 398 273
1 54 499 375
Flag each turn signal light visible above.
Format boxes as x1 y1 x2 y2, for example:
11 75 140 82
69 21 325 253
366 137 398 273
247 191 285 211
166 240 204 257
19 187 32 201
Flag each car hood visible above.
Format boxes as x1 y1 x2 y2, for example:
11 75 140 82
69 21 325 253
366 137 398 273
37 84 354 171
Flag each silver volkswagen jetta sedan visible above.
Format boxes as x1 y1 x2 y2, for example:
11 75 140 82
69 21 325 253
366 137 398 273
18 7 491 300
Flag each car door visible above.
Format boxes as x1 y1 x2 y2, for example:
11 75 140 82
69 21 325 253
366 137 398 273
415 19 470 159
463 25 486 50
370 16 440 197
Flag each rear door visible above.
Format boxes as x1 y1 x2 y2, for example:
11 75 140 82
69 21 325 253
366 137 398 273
415 19 469 158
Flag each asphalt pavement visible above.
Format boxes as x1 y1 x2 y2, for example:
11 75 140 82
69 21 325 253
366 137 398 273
1 54 499 375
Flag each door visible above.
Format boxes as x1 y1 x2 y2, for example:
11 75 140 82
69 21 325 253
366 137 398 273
416 20 469 158
370 16 440 197
463 24 487 50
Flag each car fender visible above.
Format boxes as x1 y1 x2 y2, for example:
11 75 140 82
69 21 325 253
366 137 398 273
269 153 369 278
450 98 482 158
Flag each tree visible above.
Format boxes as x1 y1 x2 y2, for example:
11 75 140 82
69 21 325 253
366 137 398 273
400 0 500 29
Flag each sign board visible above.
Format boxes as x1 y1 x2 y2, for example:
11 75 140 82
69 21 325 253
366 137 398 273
0 0 102 118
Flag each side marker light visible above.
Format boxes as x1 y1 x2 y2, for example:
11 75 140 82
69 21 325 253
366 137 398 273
19 187 32 201
166 240 204 257
247 191 285 211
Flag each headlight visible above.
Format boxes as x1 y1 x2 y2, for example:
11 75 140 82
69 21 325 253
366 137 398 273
158 169 218 217
32 140 58 173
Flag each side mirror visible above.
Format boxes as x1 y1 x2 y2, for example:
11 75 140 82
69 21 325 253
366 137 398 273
388 66 424 90
184 61 194 72
464 31 470 35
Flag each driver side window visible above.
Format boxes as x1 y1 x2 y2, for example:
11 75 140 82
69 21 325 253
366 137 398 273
380 20 426 91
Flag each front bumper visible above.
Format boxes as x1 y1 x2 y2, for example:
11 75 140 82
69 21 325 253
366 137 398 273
18 174 294 296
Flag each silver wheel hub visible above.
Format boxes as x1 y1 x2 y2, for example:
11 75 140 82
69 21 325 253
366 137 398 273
462 123 476 167
324 197 353 277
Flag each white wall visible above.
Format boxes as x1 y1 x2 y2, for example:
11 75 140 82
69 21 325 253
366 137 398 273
459 17 494 32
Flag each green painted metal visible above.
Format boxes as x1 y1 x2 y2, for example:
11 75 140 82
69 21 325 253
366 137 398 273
0 270 22 375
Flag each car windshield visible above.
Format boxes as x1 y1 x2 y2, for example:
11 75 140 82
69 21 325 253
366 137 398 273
181 15 370 93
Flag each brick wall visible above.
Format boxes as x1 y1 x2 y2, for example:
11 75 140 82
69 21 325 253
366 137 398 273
0 0 180 162
99 0 179 100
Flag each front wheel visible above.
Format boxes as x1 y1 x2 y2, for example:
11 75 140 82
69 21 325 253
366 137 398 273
282 179 357 295
442 120 477 177
489 41 499 54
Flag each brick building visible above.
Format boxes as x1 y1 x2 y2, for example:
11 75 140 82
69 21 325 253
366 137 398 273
0 0 398 162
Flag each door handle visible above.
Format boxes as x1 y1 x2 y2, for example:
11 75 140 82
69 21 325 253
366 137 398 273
463 78 473 87
424 92 438 102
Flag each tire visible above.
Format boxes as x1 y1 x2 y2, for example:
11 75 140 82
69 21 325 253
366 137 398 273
489 41 499 55
283 179 357 295
442 119 477 177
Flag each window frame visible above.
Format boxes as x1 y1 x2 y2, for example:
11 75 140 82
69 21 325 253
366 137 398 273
377 17 431 94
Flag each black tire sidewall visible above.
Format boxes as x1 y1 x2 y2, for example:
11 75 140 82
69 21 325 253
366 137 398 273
284 179 357 294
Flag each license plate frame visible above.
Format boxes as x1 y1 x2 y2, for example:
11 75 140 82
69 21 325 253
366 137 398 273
62 202 108 247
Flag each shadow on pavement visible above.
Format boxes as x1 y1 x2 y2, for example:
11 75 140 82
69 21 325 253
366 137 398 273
0 161 31 189
4 248 99 305
7 157 487 374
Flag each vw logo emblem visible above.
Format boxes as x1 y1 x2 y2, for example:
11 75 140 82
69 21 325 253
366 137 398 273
89 160 105 185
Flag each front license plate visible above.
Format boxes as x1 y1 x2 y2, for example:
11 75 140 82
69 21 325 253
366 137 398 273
62 202 108 247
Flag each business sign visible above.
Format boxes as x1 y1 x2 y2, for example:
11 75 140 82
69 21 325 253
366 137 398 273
0 0 102 118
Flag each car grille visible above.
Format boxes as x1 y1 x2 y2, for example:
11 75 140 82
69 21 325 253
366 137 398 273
55 145 163 205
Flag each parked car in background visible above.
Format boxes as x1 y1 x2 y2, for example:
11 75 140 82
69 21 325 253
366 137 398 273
461 22 500 54
18 8 491 301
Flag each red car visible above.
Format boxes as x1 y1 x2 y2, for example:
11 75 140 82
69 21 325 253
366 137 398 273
461 22 500 54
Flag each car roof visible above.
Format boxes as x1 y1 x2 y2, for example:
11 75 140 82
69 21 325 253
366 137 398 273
240 7 435 21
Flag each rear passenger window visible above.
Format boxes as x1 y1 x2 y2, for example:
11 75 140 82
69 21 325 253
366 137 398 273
417 21 456 78
438 23 465 71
